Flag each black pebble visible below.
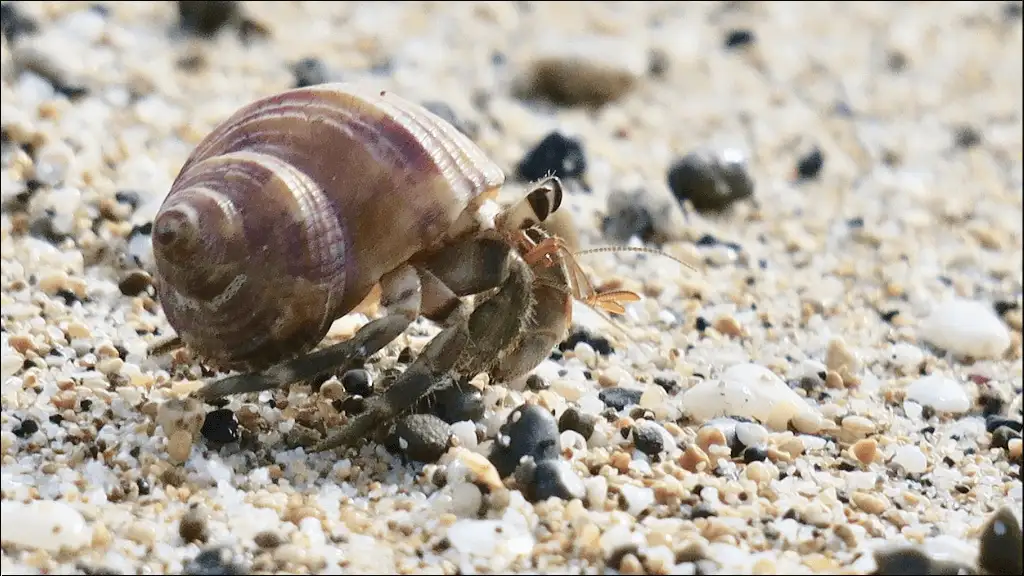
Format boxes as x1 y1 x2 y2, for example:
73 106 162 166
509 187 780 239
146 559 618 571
177 1 239 37
598 387 643 411
695 317 710 332
424 384 485 424
388 414 451 463
13 418 39 438
991 426 1021 450
519 458 585 503
601 203 656 244
978 507 1024 576
291 57 327 88
517 132 587 182
558 406 597 440
340 395 365 415
796 146 824 180
871 547 933 575
49 414 63 425
489 404 561 478
690 503 717 519
136 477 151 496
525 374 548 391
1 2 38 43
724 28 755 49
183 547 245 576
985 415 1023 434
667 151 754 215
558 328 613 355
114 190 141 211
341 369 373 397
742 445 768 463
952 125 982 149
993 300 1019 317
200 409 239 444
633 423 665 456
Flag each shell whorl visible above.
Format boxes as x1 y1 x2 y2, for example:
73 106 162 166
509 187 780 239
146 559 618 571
153 83 505 371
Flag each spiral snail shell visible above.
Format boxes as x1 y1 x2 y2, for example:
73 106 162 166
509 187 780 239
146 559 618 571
152 83 505 371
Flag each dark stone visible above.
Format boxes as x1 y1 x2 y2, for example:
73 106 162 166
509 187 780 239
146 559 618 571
291 57 327 88
387 414 451 463
667 151 754 214
426 383 485 424
177 1 239 37
516 132 587 182
978 507 1023 576
723 28 755 49
183 547 245 575
13 418 39 438
558 328 613 355
742 445 768 463
1 2 38 43
598 387 643 411
518 458 585 502
796 146 824 180
633 423 665 456
558 406 597 440
200 409 239 444
341 369 373 397
489 404 561 477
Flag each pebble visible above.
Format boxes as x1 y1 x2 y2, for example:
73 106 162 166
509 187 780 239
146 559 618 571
891 445 928 474
291 57 328 88
619 483 655 516
558 406 597 440
179 506 211 544
852 438 879 465
905 374 971 414
852 491 889 515
183 547 245 576
168 429 195 463
666 149 755 215
389 414 452 463
985 415 1023 434
632 422 665 456
795 146 825 180
341 368 373 397
599 387 643 411
489 404 561 477
519 34 647 106
426 383 485 424
742 445 768 463
0 499 92 552
1 3 39 43
723 28 756 49
516 131 587 182
601 190 658 243
978 507 1024 576
990 426 1020 450
919 299 1012 359
200 409 239 444
682 363 825 431
517 458 586 502
842 415 877 437
177 1 240 37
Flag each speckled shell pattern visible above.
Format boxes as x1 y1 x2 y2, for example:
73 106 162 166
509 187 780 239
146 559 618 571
152 83 506 371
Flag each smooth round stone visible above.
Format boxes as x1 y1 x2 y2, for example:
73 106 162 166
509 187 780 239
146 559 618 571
906 374 971 414
682 363 824 430
0 499 91 552
920 299 1011 359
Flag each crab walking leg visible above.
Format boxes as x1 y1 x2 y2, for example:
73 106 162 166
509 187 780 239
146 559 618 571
312 248 536 453
193 263 426 400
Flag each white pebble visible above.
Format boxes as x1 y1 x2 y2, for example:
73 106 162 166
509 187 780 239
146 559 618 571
682 363 824 430
450 421 478 450
892 445 928 474
906 374 971 414
450 482 483 518
446 518 534 559
735 422 768 447
0 499 91 552
619 483 655 516
585 475 608 510
903 401 924 420
920 299 1011 359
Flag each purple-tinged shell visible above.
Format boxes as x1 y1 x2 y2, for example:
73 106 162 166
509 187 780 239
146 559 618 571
152 83 505 371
